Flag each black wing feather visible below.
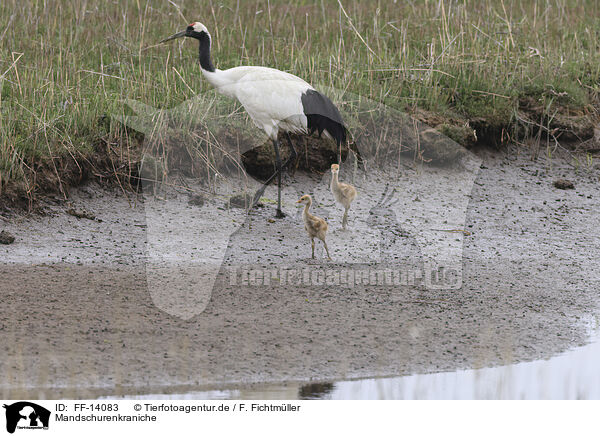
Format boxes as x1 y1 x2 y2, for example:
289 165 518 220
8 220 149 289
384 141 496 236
301 89 347 146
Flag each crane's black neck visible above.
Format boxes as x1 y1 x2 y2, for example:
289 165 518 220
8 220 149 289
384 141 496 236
196 32 215 72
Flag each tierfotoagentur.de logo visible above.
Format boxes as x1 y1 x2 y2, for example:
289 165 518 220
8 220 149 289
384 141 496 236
115 85 480 320
2 402 50 434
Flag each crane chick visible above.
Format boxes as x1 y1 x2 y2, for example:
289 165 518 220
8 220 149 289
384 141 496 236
330 164 357 230
296 195 331 260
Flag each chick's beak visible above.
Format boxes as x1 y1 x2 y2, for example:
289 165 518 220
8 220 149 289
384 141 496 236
160 30 187 43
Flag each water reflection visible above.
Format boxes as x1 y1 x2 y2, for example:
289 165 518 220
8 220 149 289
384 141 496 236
298 382 335 400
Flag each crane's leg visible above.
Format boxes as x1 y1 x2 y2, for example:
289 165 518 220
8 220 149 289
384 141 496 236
311 237 315 259
285 133 297 171
343 207 349 230
250 135 296 216
272 138 285 218
323 239 332 261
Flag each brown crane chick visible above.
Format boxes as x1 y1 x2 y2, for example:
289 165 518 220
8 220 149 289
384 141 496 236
330 164 357 230
296 195 332 260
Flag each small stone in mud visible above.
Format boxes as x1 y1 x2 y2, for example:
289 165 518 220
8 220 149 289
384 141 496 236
0 230 15 245
66 207 97 220
553 179 575 190
227 193 257 209
188 194 206 207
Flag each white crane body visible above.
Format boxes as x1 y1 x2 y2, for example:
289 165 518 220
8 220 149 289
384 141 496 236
203 67 312 139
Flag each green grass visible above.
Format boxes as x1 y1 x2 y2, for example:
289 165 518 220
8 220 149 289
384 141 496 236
1 0 599 198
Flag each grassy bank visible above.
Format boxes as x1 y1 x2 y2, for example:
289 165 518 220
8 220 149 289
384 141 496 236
1 0 599 204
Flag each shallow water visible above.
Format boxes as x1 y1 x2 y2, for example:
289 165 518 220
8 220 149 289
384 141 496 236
330 336 600 399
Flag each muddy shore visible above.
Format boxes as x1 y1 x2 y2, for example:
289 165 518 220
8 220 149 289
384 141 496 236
1 148 599 399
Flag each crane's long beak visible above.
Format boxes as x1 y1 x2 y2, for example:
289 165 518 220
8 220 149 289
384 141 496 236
160 30 186 43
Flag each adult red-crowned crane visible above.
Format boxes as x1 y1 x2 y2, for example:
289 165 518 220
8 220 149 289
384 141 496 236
161 22 347 218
